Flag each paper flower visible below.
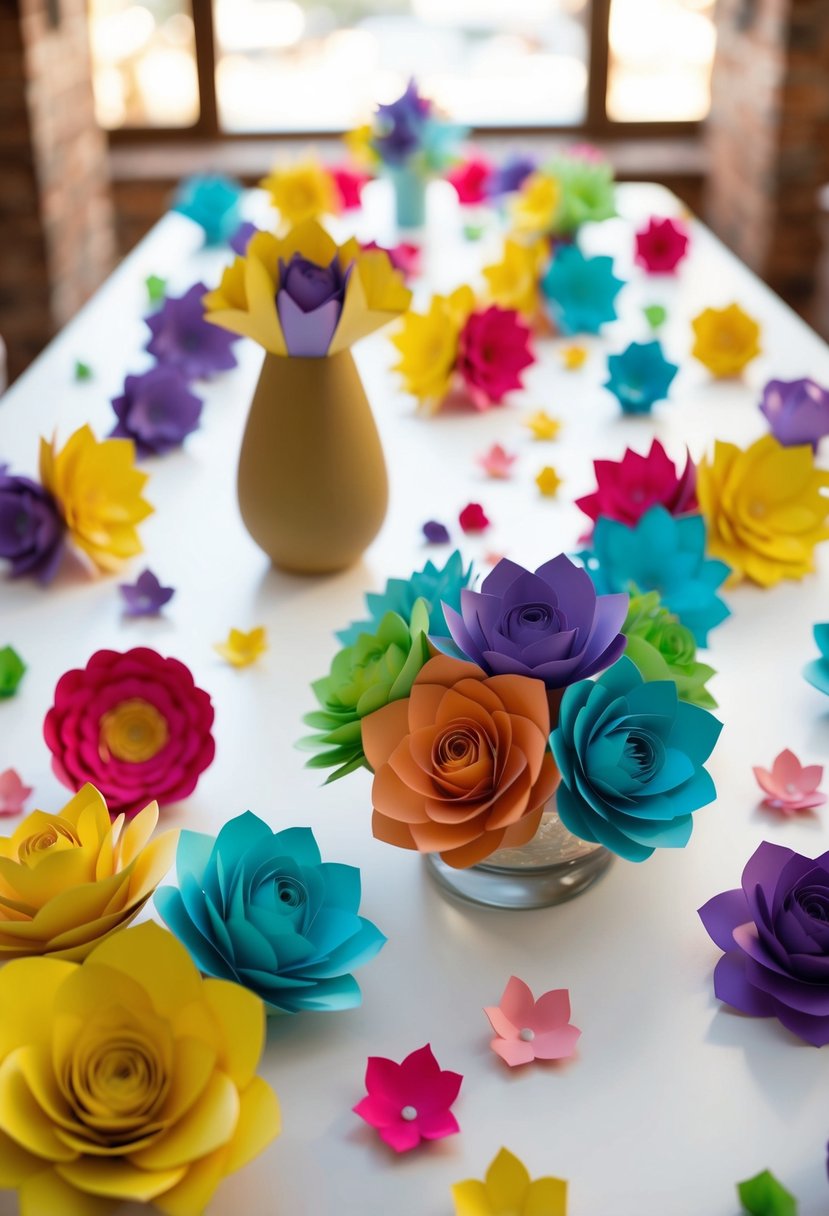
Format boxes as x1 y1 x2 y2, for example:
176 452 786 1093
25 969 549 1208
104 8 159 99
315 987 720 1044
214 626 268 668
484 976 580 1067
547 153 615 234
362 654 559 867
644 302 668 330
759 377 829 451
302 600 431 781
44 647 215 816
172 171 243 245
110 365 204 457
330 163 371 210
144 281 240 379
487 152 537 197
0 645 26 697
541 247 624 335
584 507 731 646
553 656 722 861
156 813 385 1013
604 340 678 414
0 768 32 816
361 239 421 280
459 502 490 533
452 1148 567 1216
423 520 450 543
753 749 825 814
804 622 829 695
370 79 466 173
525 410 561 441
737 1170 798 1216
478 443 517 479
575 440 697 536
0 921 280 1214
391 286 475 411
447 153 494 203
260 158 340 226
119 568 175 617
699 840 829 1045
229 220 259 255
353 1044 462 1152
560 343 588 370
338 551 474 646
483 238 548 321
634 216 689 274
623 590 717 709
691 303 761 376
510 171 562 237
536 466 562 497
145 272 167 303
0 464 65 582
73 359 92 381
697 435 829 586
457 306 535 408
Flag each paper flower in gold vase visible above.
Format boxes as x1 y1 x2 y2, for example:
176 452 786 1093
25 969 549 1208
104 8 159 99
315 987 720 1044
259 157 341 227
482 238 548 323
691 303 761 377
0 921 280 1216
391 285 475 412
697 435 829 586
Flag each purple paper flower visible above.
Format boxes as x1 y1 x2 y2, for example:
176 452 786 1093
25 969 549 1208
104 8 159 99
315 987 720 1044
423 520 450 544
145 282 240 380
110 366 204 457
437 554 628 691
487 153 537 198
0 466 65 582
119 568 175 617
373 80 431 167
229 221 259 255
759 378 829 451
276 253 349 357
699 841 829 1046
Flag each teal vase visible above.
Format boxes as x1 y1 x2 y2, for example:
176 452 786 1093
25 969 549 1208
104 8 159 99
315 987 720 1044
389 166 427 229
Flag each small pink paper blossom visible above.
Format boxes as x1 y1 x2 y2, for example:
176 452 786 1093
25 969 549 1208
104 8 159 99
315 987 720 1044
634 217 690 275
753 749 826 815
484 976 581 1067
0 768 33 816
353 1044 462 1153
478 443 517 480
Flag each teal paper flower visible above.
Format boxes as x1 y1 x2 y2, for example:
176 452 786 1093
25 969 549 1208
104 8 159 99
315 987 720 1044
155 813 386 1013
551 657 722 862
804 622 829 695
541 246 624 335
623 591 717 709
547 154 616 234
337 550 474 645
605 340 678 414
581 506 730 646
172 173 243 246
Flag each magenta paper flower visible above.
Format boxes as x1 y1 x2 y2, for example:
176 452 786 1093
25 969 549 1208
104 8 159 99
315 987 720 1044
575 439 697 538
353 1044 462 1153
484 976 581 1067
753 749 826 815
478 443 517 480
457 306 535 409
0 769 33 816
634 217 689 274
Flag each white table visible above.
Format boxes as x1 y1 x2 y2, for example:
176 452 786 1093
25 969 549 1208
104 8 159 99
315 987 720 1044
2 182 829 1216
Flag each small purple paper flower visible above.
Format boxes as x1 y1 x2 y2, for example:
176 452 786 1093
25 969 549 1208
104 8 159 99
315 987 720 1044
0 465 65 582
699 841 829 1046
229 221 259 255
423 520 450 544
487 153 537 198
120 568 175 617
276 253 349 357
110 366 203 457
759 378 829 451
145 282 240 380
373 80 431 167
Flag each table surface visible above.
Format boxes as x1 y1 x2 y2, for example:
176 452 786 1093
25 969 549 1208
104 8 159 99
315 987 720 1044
2 181 829 1216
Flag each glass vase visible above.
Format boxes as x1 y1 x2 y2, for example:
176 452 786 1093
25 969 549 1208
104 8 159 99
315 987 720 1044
388 166 428 229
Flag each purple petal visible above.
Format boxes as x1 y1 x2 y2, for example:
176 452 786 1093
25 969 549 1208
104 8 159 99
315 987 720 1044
699 888 751 952
277 293 341 357
712 952 778 1016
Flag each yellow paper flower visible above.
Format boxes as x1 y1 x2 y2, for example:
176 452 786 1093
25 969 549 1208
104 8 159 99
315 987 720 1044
452 1147 567 1216
482 238 547 320
344 124 379 170
0 921 280 1216
509 171 562 238
697 435 829 586
525 410 561 441
560 343 588 370
204 219 412 357
214 626 268 668
391 285 476 413
691 303 761 376
260 158 340 227
536 466 562 497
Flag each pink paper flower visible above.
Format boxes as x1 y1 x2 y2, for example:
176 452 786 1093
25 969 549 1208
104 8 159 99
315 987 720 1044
353 1044 462 1153
330 164 371 210
457 306 535 409
447 153 494 204
478 443 517 480
484 976 581 1067
575 439 697 538
0 769 33 816
361 240 421 281
753 749 826 815
459 502 490 533
634 217 690 275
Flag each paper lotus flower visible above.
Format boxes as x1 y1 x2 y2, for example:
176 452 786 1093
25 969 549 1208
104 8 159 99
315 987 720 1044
737 1170 798 1216
353 1043 462 1152
144 281 240 379
698 840 829 1045
541 247 624 336
552 657 722 862
0 768 32 816
260 158 340 227
484 976 580 1066
691 303 761 376
0 464 65 582
156 813 385 1013
391 285 474 411
623 591 717 709
172 171 243 245
753 749 825 814
456 305 535 408
447 153 494 203
303 599 431 781
452 1148 567 1216
0 645 26 697
44 647 215 816
120 568 175 617
362 654 559 868
204 220 411 357
337 550 474 646
482 238 548 321
39 425 152 573
804 622 829 695
0 921 280 1214
604 339 678 414
575 440 697 537
759 377 829 451
110 365 203 457
545 153 616 235
214 626 268 668
583 507 731 646
697 435 829 587
634 216 689 274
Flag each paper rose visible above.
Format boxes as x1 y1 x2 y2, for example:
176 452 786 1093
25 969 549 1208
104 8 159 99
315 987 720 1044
144 281 240 379
362 654 559 868
337 550 474 646
452 1147 567 1216
634 216 689 274
120 568 175 617
697 435 829 586
260 158 340 226
0 645 26 697
753 750 825 815
0 921 280 1215
804 623 829 696
698 840 829 1045
575 440 697 537
44 647 215 816
156 813 385 1013
691 303 761 376
541 247 624 336
484 976 581 1067
737 1169 798 1216
759 377 829 451
0 464 65 582
0 768 32 816
604 339 678 414
353 1043 462 1152
110 365 204 457
483 238 548 322
623 591 717 709
457 305 535 408
172 171 243 245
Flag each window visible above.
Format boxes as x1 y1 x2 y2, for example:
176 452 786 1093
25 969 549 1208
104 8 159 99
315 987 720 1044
607 0 716 122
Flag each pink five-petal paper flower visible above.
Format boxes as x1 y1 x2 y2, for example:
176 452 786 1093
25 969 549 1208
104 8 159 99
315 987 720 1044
478 443 517 480
0 768 33 816
753 749 826 815
484 976 581 1067
353 1044 462 1153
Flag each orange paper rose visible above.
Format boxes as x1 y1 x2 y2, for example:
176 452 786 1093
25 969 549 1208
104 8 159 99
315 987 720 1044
362 655 559 869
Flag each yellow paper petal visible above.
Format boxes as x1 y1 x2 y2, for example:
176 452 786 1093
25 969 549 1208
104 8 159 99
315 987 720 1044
202 979 265 1090
452 1179 494 1216
486 1147 531 1208
84 923 203 1017
243 255 286 356
0 1052 78 1162
151 1148 227 1216
55 1157 186 1202
0 958 76 1057
525 1176 568 1216
221 1076 281 1176
129 1072 239 1171
19 1167 114 1216
0 1129 42 1188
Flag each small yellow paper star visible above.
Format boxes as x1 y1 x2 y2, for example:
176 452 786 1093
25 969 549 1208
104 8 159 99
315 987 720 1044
214 627 268 668
536 466 562 498
525 410 561 441
560 343 588 370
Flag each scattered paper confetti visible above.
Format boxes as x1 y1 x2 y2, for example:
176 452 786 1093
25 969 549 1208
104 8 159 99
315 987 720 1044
0 769 33 816
119 568 175 617
737 1170 798 1216
145 273 167 304
73 359 93 382
644 303 668 330
423 520 450 544
525 410 561 441
452 1148 568 1216
459 502 490 533
214 626 269 667
536 466 562 498
0 646 26 697
484 976 581 1067
753 749 825 815
560 343 588 370
353 1044 462 1153
478 443 517 479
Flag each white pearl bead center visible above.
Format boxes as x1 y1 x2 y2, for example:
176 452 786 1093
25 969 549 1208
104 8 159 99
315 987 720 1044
519 1027 535 1042
400 1105 418 1121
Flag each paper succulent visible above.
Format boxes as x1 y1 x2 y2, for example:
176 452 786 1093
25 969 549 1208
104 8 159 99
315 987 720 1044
759 377 829 451
456 305 535 409
110 365 203 457
536 466 562 497
353 1044 462 1152
623 590 717 708
452 1148 568 1216
575 440 697 537
541 247 624 335
804 622 829 696
144 280 240 379
337 550 474 646
604 339 678 414
484 976 581 1067
525 410 561 440
691 303 761 376
478 443 517 479
172 172 243 245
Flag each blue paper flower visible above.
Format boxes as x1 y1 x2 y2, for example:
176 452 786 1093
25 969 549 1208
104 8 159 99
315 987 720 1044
172 173 243 246
541 246 624 335
337 550 474 645
581 507 730 646
551 657 722 861
605 340 678 414
155 813 386 1013
804 622 829 695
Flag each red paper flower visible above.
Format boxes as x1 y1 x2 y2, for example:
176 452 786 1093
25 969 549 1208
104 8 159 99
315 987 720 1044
457 306 535 409
353 1044 462 1153
634 217 689 274
44 647 215 817
575 439 697 538
330 163 371 210
447 153 494 204
459 502 490 533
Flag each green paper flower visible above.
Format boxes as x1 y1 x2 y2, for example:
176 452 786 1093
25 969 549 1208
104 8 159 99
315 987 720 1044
301 598 431 782
145 274 167 305
0 647 25 698
547 154 616 234
73 360 93 382
737 1170 798 1216
623 591 717 708
644 303 667 330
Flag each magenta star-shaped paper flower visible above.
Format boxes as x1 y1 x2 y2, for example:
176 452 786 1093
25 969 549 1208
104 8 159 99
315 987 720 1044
484 976 581 1067
119 568 175 617
0 769 33 816
634 217 689 275
753 749 826 815
477 443 517 480
353 1044 462 1153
